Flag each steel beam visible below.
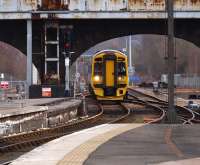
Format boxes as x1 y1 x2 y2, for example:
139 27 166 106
26 19 32 97
167 0 177 123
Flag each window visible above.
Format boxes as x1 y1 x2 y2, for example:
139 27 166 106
94 62 102 75
118 62 126 76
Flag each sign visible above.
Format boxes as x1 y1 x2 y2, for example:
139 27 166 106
128 66 135 75
0 81 9 89
129 75 141 84
0 73 4 79
42 88 52 97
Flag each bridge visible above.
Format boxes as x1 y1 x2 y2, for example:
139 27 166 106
1 0 200 19
0 0 200 96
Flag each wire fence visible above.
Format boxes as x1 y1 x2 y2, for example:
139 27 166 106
0 81 28 107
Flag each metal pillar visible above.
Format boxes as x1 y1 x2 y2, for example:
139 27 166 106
129 35 132 68
167 0 177 123
74 60 78 99
128 35 133 85
26 20 32 97
65 57 70 93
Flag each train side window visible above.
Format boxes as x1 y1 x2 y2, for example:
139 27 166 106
94 62 102 75
117 62 126 76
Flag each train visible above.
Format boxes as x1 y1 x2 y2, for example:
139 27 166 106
90 50 128 101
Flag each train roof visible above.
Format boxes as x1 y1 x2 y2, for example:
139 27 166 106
93 49 126 57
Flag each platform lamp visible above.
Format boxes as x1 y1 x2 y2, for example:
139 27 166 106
64 51 75 97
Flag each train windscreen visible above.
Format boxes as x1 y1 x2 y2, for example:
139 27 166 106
117 62 126 76
94 62 102 76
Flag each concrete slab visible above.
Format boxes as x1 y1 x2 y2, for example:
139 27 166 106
10 124 200 165
10 124 142 165
0 98 76 118
0 98 68 108
0 106 48 118
0 98 81 136
84 125 200 165
155 158 200 165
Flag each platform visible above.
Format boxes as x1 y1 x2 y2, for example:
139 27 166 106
10 124 200 165
0 98 73 118
0 98 81 136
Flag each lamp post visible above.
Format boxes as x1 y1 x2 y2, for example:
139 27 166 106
126 36 141 86
74 59 78 99
64 51 75 97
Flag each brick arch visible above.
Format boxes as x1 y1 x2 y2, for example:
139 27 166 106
0 41 27 80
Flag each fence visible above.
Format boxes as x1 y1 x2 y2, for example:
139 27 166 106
161 74 200 88
0 81 28 107
175 76 200 88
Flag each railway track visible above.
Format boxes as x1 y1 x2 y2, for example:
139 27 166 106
0 98 131 157
0 108 100 154
0 88 196 163
127 88 196 124
126 90 165 124
0 95 164 165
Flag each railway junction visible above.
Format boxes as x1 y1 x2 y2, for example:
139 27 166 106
1 0 200 165
0 88 199 164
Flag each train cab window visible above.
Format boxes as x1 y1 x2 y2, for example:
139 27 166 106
94 62 102 75
117 62 126 76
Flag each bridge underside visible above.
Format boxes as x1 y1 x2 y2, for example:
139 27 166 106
0 19 200 84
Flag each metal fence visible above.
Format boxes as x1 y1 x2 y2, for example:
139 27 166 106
175 76 200 88
0 81 28 107
161 74 200 88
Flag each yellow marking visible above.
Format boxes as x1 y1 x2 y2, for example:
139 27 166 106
106 60 114 87
165 128 184 158
57 124 144 165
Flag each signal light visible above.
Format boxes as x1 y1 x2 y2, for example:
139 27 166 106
64 43 70 48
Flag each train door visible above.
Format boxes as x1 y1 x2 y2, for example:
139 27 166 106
105 60 114 87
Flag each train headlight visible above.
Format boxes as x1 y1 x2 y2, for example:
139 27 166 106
118 76 122 81
94 75 100 82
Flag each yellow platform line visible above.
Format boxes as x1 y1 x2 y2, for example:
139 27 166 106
57 124 144 165
165 128 184 158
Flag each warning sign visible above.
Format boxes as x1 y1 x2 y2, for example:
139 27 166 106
42 88 52 97
0 81 9 89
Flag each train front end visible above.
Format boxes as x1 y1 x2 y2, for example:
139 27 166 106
91 50 128 101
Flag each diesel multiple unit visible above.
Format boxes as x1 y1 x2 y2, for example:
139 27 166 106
91 50 128 100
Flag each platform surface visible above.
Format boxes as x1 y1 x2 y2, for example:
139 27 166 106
84 124 200 165
0 98 79 118
10 124 200 165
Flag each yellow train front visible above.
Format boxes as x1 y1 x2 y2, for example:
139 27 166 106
91 50 128 101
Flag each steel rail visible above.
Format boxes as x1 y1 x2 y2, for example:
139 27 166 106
126 96 166 124
0 99 130 154
109 103 131 123
0 101 104 153
128 88 196 124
